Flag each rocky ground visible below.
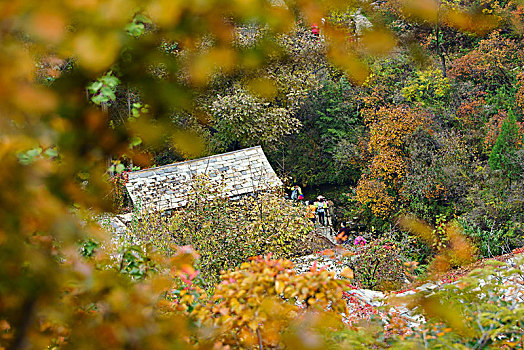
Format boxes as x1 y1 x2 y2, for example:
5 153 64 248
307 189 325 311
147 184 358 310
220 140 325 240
293 247 524 330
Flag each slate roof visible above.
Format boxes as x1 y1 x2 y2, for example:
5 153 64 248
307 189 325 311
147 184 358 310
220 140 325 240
125 146 282 212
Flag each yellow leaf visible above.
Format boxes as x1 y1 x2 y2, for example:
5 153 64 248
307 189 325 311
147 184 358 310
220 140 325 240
275 280 284 294
360 28 397 56
146 0 183 27
73 30 120 72
340 268 354 280
28 10 67 43
246 78 278 99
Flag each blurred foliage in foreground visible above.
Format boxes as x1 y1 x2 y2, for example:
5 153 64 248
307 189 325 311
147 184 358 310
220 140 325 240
0 0 523 349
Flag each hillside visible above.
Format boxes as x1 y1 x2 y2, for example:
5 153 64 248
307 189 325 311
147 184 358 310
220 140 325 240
1 0 523 349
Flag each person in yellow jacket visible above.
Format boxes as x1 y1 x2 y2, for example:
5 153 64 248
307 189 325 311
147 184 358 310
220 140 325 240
306 201 316 224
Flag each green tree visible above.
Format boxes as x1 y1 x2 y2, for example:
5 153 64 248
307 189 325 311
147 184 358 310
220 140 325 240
268 77 363 186
489 110 523 179
208 88 300 151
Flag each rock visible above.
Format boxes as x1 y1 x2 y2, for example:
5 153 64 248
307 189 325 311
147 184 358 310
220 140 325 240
293 249 524 332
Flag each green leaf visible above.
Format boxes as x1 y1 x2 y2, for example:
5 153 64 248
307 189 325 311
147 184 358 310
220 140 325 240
100 86 116 101
26 147 42 158
115 163 125 173
129 136 142 148
100 74 120 88
91 94 107 105
126 22 146 37
135 14 152 24
44 148 58 158
18 147 43 165
87 81 103 93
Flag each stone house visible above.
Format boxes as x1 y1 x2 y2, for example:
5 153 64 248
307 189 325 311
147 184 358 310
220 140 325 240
124 146 282 213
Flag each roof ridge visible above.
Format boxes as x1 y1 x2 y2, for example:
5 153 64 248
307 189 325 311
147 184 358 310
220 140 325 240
129 145 262 176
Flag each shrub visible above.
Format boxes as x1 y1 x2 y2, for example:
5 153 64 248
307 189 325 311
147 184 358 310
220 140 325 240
401 68 451 107
399 215 478 276
191 255 350 348
459 217 515 257
343 237 407 291
401 127 483 222
400 128 451 221
448 31 524 90
124 177 320 288
516 72 524 113
464 164 524 246
454 93 490 155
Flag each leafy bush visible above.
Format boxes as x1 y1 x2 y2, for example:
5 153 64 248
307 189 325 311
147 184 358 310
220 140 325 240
463 165 524 248
448 31 524 90
399 215 479 277
489 110 524 178
124 177 320 287
400 128 451 221
460 217 522 258
117 244 159 279
343 238 407 291
191 255 350 348
402 68 451 107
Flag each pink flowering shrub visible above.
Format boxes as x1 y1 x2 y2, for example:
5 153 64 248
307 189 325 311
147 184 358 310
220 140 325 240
354 236 367 246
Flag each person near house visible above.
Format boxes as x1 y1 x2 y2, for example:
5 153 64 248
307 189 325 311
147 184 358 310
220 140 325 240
291 185 303 201
336 223 351 244
314 196 328 226
311 23 319 36
306 201 316 224
326 199 335 226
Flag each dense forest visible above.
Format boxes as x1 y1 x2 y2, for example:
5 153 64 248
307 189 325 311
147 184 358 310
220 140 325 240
106 0 524 258
1 0 524 349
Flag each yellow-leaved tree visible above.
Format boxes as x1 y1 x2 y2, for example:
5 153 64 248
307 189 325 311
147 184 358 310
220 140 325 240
356 106 428 217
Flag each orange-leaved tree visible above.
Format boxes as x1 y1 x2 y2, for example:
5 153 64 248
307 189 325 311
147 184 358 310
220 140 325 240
356 106 429 217
191 255 350 348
